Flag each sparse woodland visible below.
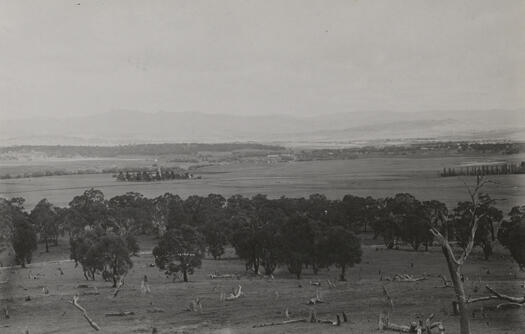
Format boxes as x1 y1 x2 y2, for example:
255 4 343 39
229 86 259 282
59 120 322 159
0 181 524 333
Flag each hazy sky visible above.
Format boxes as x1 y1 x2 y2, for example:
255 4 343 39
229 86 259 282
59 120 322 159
0 0 523 120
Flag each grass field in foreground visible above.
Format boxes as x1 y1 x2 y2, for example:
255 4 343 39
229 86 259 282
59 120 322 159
0 235 523 333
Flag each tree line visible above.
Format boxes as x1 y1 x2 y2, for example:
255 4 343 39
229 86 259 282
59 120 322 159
115 169 195 182
296 141 523 161
0 190 523 285
0 143 285 158
0 166 197 181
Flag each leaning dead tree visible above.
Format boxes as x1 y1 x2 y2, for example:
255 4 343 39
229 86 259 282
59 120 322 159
69 295 100 331
428 175 490 334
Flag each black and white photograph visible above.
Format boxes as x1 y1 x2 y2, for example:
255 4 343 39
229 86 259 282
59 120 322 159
0 1 524 333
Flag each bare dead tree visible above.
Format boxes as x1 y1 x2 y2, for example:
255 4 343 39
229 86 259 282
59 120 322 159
429 175 490 334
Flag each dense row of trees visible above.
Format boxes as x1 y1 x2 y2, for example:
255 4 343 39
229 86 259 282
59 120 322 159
498 206 525 269
116 169 194 182
0 168 108 180
0 143 285 158
1 189 523 284
369 193 504 261
0 166 196 181
296 142 523 161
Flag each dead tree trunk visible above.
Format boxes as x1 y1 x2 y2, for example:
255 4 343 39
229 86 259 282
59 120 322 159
429 175 491 334
442 244 470 333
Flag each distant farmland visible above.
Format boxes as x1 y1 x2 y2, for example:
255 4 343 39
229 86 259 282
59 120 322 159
1 156 523 212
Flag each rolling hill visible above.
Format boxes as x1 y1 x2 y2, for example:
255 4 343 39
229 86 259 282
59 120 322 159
0 109 522 146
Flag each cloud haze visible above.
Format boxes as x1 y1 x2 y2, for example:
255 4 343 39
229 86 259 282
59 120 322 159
0 0 523 120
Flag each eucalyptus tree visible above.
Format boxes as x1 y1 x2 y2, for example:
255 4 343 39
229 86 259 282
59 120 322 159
153 225 205 282
30 199 59 252
498 206 525 270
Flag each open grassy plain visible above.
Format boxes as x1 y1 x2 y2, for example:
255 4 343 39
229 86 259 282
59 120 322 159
1 155 524 212
0 235 523 334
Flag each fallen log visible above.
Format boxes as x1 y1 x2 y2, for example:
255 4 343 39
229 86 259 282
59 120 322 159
209 273 238 279
308 310 341 326
486 285 525 304
497 302 524 310
378 313 444 333
105 311 135 317
307 288 324 305
225 285 243 301
186 297 203 312
146 307 165 313
392 274 427 282
435 274 452 288
81 287 99 296
69 295 100 331
253 318 307 328
253 308 346 328
467 285 525 306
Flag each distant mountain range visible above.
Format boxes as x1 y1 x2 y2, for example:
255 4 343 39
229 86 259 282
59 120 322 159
0 109 523 146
